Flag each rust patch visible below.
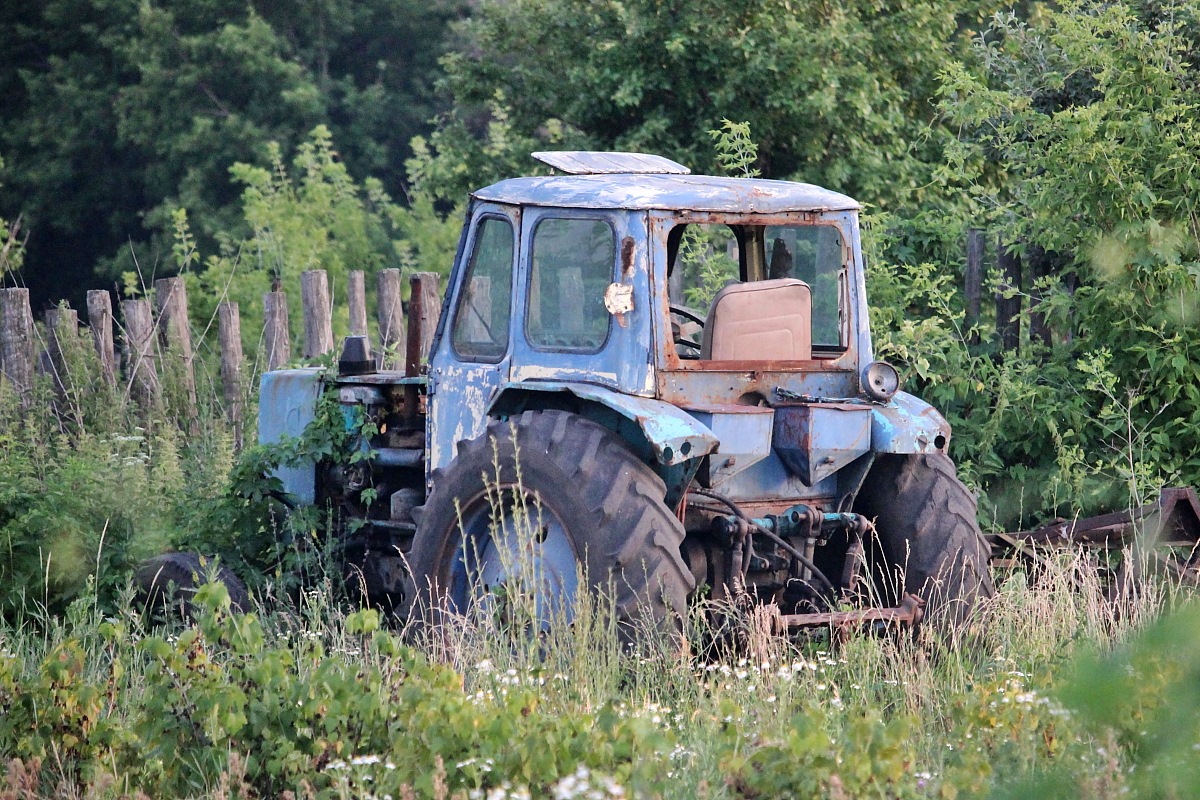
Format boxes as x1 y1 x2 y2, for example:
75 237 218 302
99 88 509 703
621 236 636 277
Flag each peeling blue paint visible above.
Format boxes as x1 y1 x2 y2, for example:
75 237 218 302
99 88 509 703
258 368 324 503
871 391 952 454
474 174 860 214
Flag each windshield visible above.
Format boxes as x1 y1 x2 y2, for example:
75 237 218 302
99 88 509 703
667 222 847 358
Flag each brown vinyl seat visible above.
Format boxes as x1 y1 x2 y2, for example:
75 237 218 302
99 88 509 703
700 278 812 361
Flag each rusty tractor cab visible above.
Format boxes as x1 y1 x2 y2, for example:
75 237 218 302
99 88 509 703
259 151 993 636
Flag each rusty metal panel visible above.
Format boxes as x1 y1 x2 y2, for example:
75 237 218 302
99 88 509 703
656 368 862 408
773 403 872 487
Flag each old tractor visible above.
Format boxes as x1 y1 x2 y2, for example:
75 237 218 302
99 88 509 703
259 151 994 636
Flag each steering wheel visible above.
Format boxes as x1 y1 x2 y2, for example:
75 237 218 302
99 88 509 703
670 305 705 353
669 305 706 327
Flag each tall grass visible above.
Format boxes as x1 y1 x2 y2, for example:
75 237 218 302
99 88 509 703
2 307 1195 797
2 541 1193 799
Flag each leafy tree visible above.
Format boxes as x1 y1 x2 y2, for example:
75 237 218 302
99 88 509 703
181 125 458 362
885 0 1200 524
0 0 465 308
418 0 993 205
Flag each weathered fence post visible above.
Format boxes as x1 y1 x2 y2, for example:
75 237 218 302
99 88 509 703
0 288 35 399
348 270 369 340
301 269 333 358
407 272 441 369
218 301 244 449
376 268 405 369
154 277 197 417
263 291 291 371
965 229 984 343
996 239 1022 356
122 298 160 408
87 289 117 387
403 272 441 418
44 305 79 395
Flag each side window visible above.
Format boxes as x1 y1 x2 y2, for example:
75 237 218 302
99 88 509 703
527 218 615 351
451 216 514 361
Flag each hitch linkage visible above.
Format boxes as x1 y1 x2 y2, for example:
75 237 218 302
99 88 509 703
711 504 871 542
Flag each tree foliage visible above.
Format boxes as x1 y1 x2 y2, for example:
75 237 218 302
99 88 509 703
420 0 991 204
871 0 1200 525
0 156 24 277
179 125 458 362
0 0 465 308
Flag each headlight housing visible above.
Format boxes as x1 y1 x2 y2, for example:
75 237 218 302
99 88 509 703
861 360 900 402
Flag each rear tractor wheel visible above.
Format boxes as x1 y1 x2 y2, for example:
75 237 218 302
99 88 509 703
855 453 994 631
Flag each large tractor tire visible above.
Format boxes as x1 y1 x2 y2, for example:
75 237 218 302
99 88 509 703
408 410 694 640
134 552 250 621
855 453 994 630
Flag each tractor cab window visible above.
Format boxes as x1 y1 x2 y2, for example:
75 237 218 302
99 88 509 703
667 222 847 360
526 217 615 352
667 223 741 311
764 225 846 348
451 215 515 361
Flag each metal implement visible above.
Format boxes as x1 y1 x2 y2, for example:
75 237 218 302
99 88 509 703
772 593 925 635
988 487 1200 594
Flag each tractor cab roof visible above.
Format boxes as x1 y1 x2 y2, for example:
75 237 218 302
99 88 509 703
473 153 861 214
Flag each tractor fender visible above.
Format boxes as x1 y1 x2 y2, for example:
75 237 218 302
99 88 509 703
871 391 953 455
488 382 719 466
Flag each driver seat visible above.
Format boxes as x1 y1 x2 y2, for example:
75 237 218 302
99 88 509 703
700 278 813 361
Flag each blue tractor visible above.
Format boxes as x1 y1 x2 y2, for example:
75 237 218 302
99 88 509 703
259 152 993 635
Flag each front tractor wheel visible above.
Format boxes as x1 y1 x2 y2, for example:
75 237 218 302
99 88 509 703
408 410 694 640
855 453 994 630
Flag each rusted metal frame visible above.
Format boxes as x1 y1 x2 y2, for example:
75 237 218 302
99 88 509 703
776 593 925 633
657 367 860 408
672 358 846 372
991 487 1200 551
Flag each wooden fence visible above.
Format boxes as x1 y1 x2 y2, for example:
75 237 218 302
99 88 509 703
0 269 441 447
0 230 1049 435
